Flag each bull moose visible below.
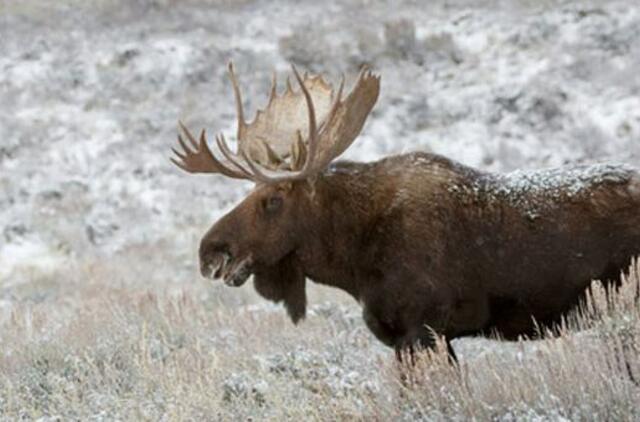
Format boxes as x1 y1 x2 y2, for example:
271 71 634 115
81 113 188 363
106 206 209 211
171 63 640 362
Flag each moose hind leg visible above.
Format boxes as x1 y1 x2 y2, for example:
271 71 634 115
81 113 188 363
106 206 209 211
446 339 459 365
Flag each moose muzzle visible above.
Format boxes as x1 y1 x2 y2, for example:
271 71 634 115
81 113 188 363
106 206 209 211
199 239 253 287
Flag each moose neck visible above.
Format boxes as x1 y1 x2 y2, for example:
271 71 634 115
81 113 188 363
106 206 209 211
294 162 387 300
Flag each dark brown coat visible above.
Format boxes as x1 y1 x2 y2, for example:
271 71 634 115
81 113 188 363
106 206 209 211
199 151 640 359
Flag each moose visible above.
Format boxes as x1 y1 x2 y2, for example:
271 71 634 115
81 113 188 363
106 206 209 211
171 63 640 362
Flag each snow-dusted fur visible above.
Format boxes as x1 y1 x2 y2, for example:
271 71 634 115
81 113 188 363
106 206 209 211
198 151 640 360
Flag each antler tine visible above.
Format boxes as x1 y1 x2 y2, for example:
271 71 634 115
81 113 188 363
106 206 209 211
291 64 318 174
336 74 345 102
177 121 202 159
227 62 247 140
323 74 345 130
240 149 276 183
285 76 293 94
203 132 256 179
172 121 249 179
291 129 307 171
182 129 199 150
268 71 278 104
215 133 254 178
175 135 192 157
356 65 370 86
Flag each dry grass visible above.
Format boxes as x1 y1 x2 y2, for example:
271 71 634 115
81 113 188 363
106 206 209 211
1 258 639 420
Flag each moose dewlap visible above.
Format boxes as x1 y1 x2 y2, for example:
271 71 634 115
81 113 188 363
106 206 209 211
171 63 640 362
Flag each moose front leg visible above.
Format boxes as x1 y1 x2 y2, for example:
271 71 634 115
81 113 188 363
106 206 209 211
362 307 400 348
446 339 458 364
394 327 436 365
395 326 458 366
363 303 457 365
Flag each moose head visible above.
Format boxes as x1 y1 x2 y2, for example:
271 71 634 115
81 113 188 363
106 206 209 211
171 63 380 322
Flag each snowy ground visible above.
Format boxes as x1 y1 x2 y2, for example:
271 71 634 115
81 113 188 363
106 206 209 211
1 0 640 419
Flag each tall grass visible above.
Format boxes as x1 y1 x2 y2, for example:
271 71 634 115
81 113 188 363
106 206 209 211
1 261 639 420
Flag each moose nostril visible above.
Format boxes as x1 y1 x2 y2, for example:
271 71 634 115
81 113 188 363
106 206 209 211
199 239 230 260
199 239 232 278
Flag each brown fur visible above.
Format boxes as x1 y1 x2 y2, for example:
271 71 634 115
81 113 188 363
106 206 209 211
199 152 640 360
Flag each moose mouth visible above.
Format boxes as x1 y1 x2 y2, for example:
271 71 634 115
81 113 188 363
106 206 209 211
202 253 253 287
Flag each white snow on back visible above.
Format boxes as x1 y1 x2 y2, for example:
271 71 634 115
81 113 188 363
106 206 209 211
492 162 635 202
453 161 636 219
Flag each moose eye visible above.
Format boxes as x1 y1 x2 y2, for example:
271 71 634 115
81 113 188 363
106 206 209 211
263 195 283 214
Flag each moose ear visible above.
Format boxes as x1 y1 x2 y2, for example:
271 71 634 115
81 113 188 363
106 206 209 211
252 253 306 324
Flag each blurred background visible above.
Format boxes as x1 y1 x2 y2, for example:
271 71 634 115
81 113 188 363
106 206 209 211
1 0 640 418
2 0 639 293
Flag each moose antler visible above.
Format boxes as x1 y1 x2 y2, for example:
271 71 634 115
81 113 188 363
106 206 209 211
171 62 380 184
